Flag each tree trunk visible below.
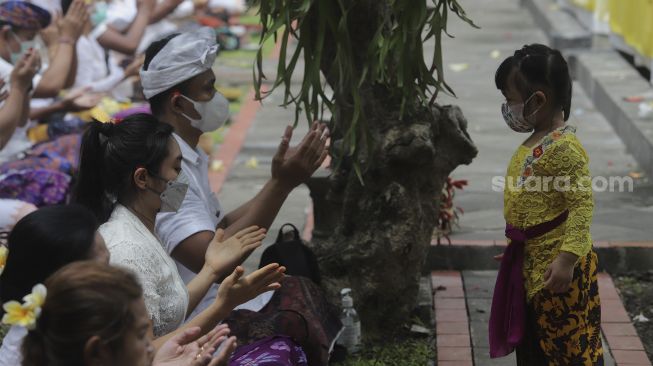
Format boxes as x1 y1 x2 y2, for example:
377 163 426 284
306 0 479 336
311 102 477 336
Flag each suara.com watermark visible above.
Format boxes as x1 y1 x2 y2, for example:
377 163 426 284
491 176 634 193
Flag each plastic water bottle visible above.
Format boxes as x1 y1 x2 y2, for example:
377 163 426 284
339 288 361 353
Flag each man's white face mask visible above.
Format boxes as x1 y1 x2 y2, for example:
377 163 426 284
179 92 230 133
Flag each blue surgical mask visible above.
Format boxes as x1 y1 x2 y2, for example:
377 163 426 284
8 32 36 65
90 2 108 27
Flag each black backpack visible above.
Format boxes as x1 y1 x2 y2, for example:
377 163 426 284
258 223 321 285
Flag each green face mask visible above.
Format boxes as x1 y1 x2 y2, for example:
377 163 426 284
8 31 36 65
90 1 108 27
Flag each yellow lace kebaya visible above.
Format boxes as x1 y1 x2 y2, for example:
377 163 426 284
504 125 594 300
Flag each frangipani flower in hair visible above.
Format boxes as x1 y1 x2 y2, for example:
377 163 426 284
2 284 47 330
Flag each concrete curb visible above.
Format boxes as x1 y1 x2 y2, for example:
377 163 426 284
301 206 653 273
572 50 653 179
427 243 653 273
521 0 653 180
520 0 592 50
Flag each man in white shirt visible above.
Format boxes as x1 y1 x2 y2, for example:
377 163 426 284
141 28 328 318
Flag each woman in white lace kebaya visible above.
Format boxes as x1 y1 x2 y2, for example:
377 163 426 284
73 114 286 347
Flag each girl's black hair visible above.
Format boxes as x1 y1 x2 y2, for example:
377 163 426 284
72 113 174 222
0 205 98 304
495 44 572 121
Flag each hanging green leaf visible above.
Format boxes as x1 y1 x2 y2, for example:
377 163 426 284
250 0 477 178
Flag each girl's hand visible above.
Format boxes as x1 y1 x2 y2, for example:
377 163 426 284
153 324 234 366
216 264 285 311
193 336 237 366
543 251 578 293
203 227 266 279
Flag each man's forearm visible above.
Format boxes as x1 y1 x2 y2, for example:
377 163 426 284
29 100 67 121
222 177 292 238
33 43 76 98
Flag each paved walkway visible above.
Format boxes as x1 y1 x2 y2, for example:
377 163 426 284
209 87 312 274
211 0 653 259
433 270 652 365
433 0 653 243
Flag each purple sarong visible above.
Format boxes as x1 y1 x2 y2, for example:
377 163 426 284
229 336 308 366
489 210 569 358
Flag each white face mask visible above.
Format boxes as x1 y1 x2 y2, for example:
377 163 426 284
501 93 541 133
149 170 189 213
179 92 230 133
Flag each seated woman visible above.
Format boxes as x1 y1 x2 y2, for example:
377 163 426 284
19 261 237 366
0 0 87 162
0 49 38 151
73 114 285 347
0 204 110 366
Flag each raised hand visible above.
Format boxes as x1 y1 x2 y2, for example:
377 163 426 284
137 0 157 15
217 264 285 311
271 121 329 191
204 227 266 278
124 54 145 78
153 324 235 366
61 87 101 112
195 336 236 366
10 50 41 92
39 12 62 47
60 0 88 41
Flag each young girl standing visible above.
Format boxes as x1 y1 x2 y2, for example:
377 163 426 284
489 44 602 365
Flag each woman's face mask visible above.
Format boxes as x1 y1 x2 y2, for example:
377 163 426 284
90 1 109 27
501 93 542 133
179 92 230 133
7 31 37 65
147 170 189 213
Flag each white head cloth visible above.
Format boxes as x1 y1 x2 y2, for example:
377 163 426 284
140 27 219 99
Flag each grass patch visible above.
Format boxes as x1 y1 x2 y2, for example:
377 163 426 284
332 334 435 366
217 25 279 67
614 271 653 362
238 14 260 26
